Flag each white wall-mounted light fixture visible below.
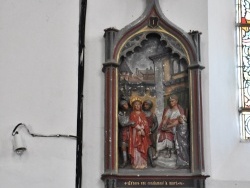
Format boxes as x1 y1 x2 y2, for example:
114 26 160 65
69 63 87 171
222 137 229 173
12 123 77 155
12 131 27 155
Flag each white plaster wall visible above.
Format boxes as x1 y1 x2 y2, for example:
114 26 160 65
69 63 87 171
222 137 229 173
206 0 250 187
0 0 78 187
0 0 249 188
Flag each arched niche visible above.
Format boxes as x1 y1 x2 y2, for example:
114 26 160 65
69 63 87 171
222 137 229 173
102 0 208 187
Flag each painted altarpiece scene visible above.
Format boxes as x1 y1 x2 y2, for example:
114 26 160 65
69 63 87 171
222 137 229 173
102 1 208 187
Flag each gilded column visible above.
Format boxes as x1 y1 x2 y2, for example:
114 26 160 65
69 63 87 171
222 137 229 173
103 28 119 174
188 31 204 174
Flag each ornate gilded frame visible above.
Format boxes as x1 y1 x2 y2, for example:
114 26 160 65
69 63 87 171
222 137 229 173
102 1 208 187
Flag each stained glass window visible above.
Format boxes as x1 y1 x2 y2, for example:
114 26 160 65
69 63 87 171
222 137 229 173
237 0 250 140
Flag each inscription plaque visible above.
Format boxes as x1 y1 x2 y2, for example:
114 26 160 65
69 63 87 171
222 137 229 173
117 179 194 187
102 175 207 188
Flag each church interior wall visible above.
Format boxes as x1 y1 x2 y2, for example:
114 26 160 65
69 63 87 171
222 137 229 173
0 0 249 187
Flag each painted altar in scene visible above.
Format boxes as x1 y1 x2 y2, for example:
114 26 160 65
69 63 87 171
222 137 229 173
102 0 208 187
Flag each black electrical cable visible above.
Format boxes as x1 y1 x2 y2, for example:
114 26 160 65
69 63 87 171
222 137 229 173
76 1 87 188
12 123 77 139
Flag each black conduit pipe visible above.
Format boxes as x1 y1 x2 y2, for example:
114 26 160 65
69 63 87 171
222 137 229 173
76 0 87 188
